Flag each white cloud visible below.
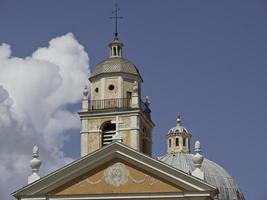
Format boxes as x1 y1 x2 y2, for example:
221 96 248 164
0 33 90 200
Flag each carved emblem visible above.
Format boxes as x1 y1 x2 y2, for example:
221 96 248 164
75 162 160 187
104 163 129 187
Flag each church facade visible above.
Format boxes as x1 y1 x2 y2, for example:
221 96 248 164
12 33 245 200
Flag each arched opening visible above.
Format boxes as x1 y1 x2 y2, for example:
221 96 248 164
176 138 179 146
101 122 116 146
118 46 121 56
169 139 172 148
113 46 117 56
183 138 186 146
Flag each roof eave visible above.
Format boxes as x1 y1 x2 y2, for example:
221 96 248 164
12 142 217 197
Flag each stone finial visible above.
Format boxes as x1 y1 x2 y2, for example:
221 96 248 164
192 141 204 180
145 96 150 106
131 81 139 108
195 141 201 152
176 114 181 126
83 85 89 98
28 145 42 184
133 81 138 95
82 85 89 111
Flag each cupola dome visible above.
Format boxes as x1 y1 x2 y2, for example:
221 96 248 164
167 115 191 153
89 36 142 82
159 115 245 200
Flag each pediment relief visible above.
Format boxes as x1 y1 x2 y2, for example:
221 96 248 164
50 160 183 195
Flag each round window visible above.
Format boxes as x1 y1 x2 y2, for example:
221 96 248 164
95 87 99 93
109 84 115 91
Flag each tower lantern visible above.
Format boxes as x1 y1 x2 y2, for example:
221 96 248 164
167 115 191 154
109 37 123 57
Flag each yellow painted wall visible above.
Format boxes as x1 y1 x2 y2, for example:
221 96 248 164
50 160 183 195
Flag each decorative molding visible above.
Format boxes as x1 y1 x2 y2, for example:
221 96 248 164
12 142 217 197
104 163 129 187
75 162 159 187
48 192 213 200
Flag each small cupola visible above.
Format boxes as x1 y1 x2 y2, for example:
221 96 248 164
108 3 123 58
108 36 123 57
167 114 191 154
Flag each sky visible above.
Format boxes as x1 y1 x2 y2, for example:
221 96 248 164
0 0 266 200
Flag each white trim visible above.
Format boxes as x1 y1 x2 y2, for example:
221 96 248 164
116 151 204 191
13 142 216 197
88 127 140 133
48 192 212 200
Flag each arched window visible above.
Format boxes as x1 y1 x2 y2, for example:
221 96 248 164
101 122 116 146
169 139 172 147
183 138 186 146
118 46 121 56
176 138 179 146
113 46 117 56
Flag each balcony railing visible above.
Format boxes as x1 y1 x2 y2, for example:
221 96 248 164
88 98 151 118
89 98 131 111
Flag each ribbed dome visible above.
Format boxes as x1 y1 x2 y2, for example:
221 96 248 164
168 124 190 136
168 115 190 136
90 57 142 80
158 153 245 200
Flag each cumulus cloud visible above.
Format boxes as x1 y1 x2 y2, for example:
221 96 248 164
0 33 90 200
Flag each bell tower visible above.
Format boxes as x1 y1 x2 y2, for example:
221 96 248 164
79 34 154 157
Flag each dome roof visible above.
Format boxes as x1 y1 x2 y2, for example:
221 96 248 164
168 115 190 136
168 124 190 136
90 57 142 80
158 153 245 200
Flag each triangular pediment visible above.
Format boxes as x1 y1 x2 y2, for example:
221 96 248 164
13 142 217 199
50 159 182 195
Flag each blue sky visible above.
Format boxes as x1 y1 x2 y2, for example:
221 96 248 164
0 1 266 199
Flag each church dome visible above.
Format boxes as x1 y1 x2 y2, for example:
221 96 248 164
90 57 142 80
158 153 245 200
159 116 245 200
168 116 190 136
90 36 142 81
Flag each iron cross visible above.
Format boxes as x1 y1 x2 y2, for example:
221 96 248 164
110 3 123 37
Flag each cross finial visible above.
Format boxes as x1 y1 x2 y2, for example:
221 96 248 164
110 3 123 38
111 116 124 143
